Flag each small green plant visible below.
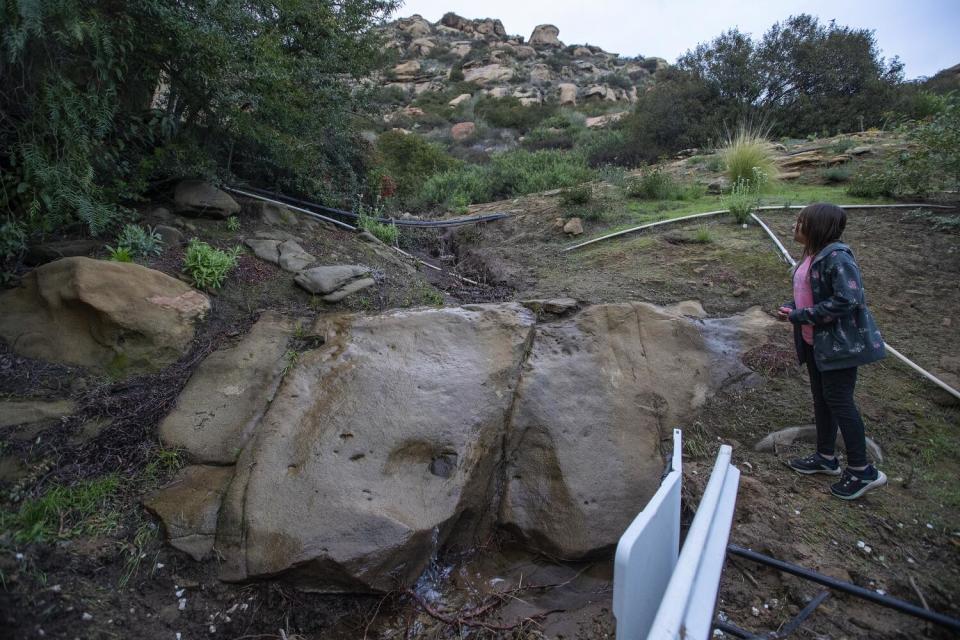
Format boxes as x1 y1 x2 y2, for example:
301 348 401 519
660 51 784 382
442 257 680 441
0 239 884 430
105 245 134 262
693 224 714 243
116 223 163 258
226 216 241 232
281 349 300 375
183 239 240 289
724 177 759 224
1 475 121 543
820 165 853 184
560 184 593 206
359 212 399 245
722 125 778 188
626 166 676 199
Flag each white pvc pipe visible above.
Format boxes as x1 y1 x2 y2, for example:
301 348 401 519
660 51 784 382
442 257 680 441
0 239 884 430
752 212 960 402
563 203 954 253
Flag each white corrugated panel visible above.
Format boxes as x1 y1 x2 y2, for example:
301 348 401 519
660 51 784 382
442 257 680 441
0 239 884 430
613 429 683 640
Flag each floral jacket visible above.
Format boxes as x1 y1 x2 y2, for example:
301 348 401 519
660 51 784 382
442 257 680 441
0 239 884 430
784 242 885 371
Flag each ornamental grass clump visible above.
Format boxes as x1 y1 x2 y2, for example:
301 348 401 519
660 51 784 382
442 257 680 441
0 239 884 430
183 239 240 289
723 125 778 189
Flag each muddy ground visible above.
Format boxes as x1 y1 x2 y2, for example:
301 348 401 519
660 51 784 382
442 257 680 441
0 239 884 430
1 193 958 639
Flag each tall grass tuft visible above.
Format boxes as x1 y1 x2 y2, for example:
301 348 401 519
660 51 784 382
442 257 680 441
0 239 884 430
723 125 778 189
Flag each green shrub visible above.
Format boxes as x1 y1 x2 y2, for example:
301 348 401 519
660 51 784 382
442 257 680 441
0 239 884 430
2 475 120 543
226 216 241 232
820 165 853 184
560 184 593 206
183 239 240 289
375 131 459 208
474 96 557 133
829 138 856 155
359 212 399 245
846 170 897 198
724 178 759 224
0 221 27 259
723 126 778 188
116 224 163 258
626 167 676 199
416 149 595 209
521 126 576 151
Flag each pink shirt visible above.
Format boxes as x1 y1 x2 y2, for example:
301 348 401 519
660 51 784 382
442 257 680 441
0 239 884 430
793 256 814 345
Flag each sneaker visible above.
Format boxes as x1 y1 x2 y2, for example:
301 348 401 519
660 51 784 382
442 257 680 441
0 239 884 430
831 466 888 500
788 452 841 476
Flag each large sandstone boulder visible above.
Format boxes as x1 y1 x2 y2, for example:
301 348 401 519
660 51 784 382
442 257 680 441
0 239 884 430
391 60 422 81
529 24 562 48
147 303 772 591
173 180 240 219
159 313 293 464
0 257 209 373
450 121 477 141
396 14 432 38
214 305 536 590
499 304 714 557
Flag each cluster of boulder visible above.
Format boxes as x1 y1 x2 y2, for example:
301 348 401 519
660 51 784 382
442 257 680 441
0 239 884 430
145 300 775 592
381 12 668 110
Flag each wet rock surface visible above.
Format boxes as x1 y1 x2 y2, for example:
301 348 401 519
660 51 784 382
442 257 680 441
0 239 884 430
148 302 772 592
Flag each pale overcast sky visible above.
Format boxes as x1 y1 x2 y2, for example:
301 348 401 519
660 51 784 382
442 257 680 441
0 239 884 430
393 0 959 79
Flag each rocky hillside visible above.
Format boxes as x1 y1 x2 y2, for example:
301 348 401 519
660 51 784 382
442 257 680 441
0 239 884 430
376 12 668 110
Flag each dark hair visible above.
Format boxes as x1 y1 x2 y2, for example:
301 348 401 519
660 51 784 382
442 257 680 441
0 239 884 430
798 203 846 257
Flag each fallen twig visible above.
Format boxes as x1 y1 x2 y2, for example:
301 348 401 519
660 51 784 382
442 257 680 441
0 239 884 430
405 588 564 632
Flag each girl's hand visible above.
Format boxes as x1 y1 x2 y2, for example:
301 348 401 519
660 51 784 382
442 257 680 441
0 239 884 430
776 306 791 322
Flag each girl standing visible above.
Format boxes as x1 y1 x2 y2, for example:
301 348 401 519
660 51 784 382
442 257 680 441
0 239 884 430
776 203 887 500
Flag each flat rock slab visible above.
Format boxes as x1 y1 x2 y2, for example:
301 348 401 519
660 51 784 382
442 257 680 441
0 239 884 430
0 257 209 374
295 265 371 295
159 312 292 464
148 303 774 591
143 465 235 560
754 425 884 463
277 240 316 272
0 399 76 428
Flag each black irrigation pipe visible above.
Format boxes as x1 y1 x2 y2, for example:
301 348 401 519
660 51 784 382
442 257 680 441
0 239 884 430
713 591 829 639
231 184 510 228
727 544 960 633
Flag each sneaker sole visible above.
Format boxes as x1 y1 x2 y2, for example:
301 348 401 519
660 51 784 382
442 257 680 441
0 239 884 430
832 470 888 500
788 464 842 476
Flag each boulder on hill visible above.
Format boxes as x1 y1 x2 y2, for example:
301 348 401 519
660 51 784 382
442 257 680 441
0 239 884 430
396 14 432 38
173 180 240 219
558 83 578 105
147 302 773 591
391 60 422 81
529 24 562 48
0 257 209 374
440 13 506 38
450 121 477 141
464 63 513 84
408 38 435 57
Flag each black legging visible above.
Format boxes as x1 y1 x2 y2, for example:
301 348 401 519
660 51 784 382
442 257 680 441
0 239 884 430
803 342 868 467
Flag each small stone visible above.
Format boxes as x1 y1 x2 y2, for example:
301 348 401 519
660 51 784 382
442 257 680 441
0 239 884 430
943 318 952 327
563 217 584 235
751 606 760 617
178 598 187 611
82 613 93 621
732 287 749 297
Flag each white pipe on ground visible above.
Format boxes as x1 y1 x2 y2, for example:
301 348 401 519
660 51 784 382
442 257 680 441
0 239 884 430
563 203 954 253
751 212 960 402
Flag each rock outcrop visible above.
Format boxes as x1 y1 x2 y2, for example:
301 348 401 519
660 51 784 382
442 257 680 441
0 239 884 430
0 257 209 374
148 302 772 592
529 24 562 48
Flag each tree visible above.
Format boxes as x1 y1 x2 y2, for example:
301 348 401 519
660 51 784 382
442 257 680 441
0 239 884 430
0 0 400 236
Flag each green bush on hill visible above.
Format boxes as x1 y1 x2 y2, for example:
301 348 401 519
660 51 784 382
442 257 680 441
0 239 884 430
474 96 558 133
374 131 460 208
416 149 595 210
